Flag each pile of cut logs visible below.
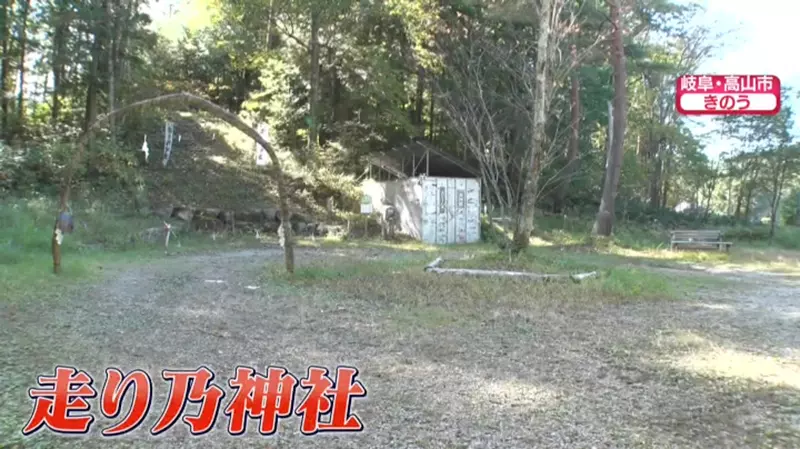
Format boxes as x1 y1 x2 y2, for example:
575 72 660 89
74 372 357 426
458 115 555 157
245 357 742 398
153 205 345 237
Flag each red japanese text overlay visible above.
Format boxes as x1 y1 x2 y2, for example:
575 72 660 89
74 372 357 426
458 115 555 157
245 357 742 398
21 365 367 437
675 75 781 116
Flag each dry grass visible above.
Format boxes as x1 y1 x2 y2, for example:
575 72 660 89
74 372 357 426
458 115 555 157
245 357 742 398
2 244 799 448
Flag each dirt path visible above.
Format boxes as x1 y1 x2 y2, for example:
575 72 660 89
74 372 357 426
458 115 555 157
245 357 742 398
2 248 799 448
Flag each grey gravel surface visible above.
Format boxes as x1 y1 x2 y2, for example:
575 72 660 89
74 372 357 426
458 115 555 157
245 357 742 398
1 247 798 448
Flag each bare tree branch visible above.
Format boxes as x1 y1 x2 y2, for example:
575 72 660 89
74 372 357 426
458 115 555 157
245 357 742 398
53 92 296 275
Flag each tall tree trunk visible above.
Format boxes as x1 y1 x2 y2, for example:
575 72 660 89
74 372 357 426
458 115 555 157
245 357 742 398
51 2 69 124
703 173 717 220
307 9 320 163
83 0 105 133
116 0 136 100
648 139 662 208
592 0 627 237
266 0 279 49
743 185 754 221
108 0 120 140
15 0 29 135
734 185 744 219
768 159 787 242
511 0 552 250
726 174 733 215
795 191 800 226
428 76 435 140
660 146 671 209
414 65 425 131
0 0 15 140
331 66 343 121
553 44 580 214
743 164 760 221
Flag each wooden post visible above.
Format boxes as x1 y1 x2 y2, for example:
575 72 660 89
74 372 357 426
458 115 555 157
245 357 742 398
164 222 172 252
326 197 335 221
426 148 430 175
52 224 62 274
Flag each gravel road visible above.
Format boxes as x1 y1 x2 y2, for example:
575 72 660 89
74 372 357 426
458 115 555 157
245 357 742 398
1 247 798 448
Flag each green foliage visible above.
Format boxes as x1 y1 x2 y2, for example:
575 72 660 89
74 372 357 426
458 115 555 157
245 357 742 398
782 189 800 226
1 142 74 195
0 198 150 299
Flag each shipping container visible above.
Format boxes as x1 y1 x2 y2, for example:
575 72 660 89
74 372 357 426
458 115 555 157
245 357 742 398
361 177 481 244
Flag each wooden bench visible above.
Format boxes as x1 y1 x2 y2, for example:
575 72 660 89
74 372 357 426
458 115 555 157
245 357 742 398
669 230 732 252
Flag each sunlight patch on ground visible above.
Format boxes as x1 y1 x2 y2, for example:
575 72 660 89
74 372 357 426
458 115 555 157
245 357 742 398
175 306 222 318
208 155 229 165
692 302 735 311
610 246 725 263
469 376 560 410
608 245 800 275
397 360 560 413
784 311 800 320
197 118 253 153
672 347 800 389
530 236 555 247
654 330 713 351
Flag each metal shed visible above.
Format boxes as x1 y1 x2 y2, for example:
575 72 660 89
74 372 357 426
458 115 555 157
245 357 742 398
361 139 482 245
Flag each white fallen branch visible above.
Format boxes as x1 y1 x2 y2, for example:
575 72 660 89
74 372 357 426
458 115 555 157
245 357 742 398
423 257 598 283
570 271 597 282
425 257 444 270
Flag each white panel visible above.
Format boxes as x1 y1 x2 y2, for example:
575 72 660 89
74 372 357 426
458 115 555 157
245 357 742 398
446 178 455 244
435 178 448 245
421 178 438 244
455 178 467 243
411 179 423 239
465 179 481 243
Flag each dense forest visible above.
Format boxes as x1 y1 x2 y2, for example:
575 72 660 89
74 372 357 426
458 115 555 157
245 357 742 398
1 0 799 251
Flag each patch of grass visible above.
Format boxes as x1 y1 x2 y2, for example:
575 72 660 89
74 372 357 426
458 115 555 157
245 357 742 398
269 253 430 282
447 247 680 300
0 196 266 302
295 235 436 253
532 214 669 251
530 213 800 272
527 215 800 275
772 226 800 249
600 266 675 298
260 245 689 334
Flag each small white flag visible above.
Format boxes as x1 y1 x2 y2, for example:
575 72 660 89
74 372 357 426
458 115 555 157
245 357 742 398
141 135 149 162
255 123 271 166
163 121 175 168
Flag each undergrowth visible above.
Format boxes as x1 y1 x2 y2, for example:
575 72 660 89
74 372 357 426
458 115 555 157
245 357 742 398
0 196 263 301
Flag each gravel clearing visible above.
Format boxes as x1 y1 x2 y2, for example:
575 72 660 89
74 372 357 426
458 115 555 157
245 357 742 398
1 247 799 448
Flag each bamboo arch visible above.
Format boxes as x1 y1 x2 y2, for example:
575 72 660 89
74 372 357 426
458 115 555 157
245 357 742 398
52 92 295 274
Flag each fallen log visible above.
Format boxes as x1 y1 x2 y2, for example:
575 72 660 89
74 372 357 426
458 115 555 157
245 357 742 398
423 257 597 283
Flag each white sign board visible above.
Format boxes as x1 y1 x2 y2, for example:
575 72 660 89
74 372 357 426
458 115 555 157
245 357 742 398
255 123 271 166
162 121 175 167
360 194 372 214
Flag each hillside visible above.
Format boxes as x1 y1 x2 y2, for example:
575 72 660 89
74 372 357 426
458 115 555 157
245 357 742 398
136 112 356 230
